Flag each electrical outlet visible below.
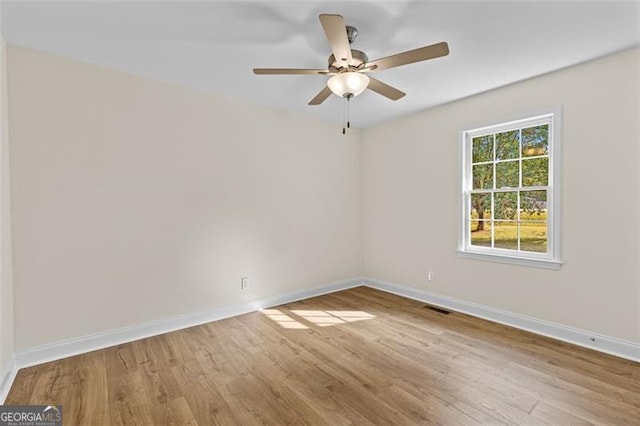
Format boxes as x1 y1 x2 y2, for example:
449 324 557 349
241 277 250 290
427 271 435 282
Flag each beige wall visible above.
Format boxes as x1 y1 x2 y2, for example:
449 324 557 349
363 47 640 343
8 45 362 350
5 43 639 353
0 36 14 380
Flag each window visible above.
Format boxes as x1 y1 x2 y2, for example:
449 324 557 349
459 112 561 269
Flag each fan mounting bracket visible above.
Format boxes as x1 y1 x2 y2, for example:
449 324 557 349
346 26 358 44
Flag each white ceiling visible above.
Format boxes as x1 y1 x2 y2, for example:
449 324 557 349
2 1 639 128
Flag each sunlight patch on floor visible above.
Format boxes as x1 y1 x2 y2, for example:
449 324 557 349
291 310 345 327
261 308 376 329
291 310 376 327
260 309 308 329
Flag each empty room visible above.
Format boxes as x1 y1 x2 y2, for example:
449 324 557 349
0 1 639 425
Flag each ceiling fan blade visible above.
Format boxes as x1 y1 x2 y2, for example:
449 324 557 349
368 41 449 72
254 68 327 75
319 14 353 67
367 77 406 101
308 86 333 105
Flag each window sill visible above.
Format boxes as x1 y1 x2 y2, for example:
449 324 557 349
456 250 563 270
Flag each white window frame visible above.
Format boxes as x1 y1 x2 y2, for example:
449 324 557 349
458 109 562 270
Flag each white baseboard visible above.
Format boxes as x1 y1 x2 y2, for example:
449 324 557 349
364 278 640 363
0 355 17 404
14 277 364 370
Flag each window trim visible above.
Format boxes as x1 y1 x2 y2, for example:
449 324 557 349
457 108 562 269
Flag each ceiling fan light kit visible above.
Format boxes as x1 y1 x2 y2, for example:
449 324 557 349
253 14 450 131
327 72 370 97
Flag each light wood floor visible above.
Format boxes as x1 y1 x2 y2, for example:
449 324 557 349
6 287 640 425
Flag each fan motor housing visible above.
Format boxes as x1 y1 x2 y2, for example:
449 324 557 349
328 50 369 72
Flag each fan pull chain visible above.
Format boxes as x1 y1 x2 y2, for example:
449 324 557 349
341 93 354 135
342 96 346 134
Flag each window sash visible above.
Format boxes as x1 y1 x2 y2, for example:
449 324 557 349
460 112 558 264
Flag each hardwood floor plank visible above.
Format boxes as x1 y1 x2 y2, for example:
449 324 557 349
6 287 639 425
529 401 593 425
152 397 198 426
112 370 155 425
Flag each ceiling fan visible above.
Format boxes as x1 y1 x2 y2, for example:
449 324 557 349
253 14 450 113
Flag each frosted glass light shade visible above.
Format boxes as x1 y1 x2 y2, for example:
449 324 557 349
327 72 370 97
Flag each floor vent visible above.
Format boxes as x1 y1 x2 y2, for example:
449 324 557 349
424 305 451 315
